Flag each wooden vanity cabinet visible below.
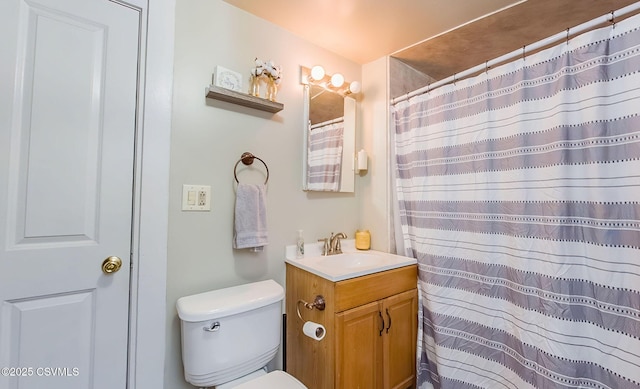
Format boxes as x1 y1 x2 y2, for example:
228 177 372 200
336 288 417 389
286 263 418 389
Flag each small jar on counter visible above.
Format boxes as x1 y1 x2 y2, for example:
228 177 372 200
355 229 371 250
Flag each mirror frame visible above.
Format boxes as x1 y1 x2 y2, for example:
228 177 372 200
302 84 355 192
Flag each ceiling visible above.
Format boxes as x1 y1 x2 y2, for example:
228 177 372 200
223 0 525 64
393 0 640 80
224 0 640 80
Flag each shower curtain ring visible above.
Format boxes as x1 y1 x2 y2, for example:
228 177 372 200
609 10 616 27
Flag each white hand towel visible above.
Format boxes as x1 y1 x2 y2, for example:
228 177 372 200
233 183 268 250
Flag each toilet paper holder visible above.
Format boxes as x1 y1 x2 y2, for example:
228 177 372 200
296 295 325 321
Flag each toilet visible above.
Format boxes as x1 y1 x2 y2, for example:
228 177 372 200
176 279 306 389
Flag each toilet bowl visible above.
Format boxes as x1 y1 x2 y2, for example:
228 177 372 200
176 279 306 388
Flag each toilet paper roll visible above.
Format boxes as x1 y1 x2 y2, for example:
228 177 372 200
302 321 326 341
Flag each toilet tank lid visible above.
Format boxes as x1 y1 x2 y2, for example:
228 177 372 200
176 279 284 322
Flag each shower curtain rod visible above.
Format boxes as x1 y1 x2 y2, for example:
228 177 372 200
391 2 640 105
310 116 344 129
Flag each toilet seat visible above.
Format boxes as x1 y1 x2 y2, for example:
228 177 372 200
231 371 306 389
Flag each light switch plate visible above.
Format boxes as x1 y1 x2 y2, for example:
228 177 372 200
182 185 211 211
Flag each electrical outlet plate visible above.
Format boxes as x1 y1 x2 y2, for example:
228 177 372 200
182 185 211 211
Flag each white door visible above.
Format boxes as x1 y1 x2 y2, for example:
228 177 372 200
0 0 139 387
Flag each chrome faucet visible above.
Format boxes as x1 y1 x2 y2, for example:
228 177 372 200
329 232 347 255
318 232 347 255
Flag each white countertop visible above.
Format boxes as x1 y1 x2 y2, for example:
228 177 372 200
284 239 417 282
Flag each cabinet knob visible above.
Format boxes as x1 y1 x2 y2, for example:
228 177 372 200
378 311 384 336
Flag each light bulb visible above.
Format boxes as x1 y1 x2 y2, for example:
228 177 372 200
330 73 345 88
310 65 325 81
349 81 361 94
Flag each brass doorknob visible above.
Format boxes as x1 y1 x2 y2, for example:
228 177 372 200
102 256 122 274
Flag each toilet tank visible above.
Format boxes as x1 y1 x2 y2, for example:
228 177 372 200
176 279 285 387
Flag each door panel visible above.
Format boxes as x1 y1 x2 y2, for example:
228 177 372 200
0 0 139 388
14 5 106 244
2 291 95 387
336 301 383 389
383 289 418 389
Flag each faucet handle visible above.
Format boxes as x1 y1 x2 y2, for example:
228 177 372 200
318 238 329 256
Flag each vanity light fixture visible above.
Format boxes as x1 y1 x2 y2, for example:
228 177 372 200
310 65 326 81
300 65 361 96
347 81 361 95
330 73 345 88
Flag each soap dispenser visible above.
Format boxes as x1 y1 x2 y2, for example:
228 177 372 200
296 230 305 258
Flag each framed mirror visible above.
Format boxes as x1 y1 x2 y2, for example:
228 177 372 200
301 83 356 192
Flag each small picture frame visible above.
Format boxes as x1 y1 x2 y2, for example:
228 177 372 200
213 66 243 92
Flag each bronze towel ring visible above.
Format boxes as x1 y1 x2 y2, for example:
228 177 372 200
234 152 269 185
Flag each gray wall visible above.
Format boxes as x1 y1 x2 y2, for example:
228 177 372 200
165 1 363 388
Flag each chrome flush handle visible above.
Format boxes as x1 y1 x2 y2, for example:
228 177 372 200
203 322 221 332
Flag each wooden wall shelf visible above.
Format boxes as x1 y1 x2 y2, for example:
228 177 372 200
205 85 283 113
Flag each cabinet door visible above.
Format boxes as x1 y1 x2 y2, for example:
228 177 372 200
383 289 418 389
336 300 383 389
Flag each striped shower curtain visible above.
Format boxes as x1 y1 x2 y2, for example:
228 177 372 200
391 14 640 389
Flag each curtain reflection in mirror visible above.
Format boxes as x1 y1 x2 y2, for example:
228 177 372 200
306 118 344 191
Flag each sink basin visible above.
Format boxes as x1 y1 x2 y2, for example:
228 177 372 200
316 252 386 269
285 241 417 281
